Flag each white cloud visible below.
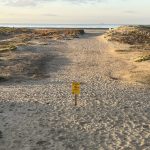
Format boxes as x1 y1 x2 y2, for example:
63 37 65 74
124 10 136 14
3 0 45 6
1 0 105 7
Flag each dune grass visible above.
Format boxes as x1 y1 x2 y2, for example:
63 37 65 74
135 55 150 62
0 27 85 82
0 45 17 52
0 27 84 41
33 29 84 39
105 25 150 45
115 49 132 52
0 27 31 36
0 27 84 37
34 29 84 35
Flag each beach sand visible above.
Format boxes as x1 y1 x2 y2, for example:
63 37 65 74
0 29 150 150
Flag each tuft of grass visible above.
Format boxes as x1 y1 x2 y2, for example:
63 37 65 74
34 29 84 39
0 27 32 36
9 45 17 51
135 55 150 62
0 45 17 52
115 49 132 52
0 27 84 41
105 25 150 45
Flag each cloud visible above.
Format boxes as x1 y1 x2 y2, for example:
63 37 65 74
1 0 105 7
3 0 45 6
124 10 136 14
42 13 61 17
65 0 104 3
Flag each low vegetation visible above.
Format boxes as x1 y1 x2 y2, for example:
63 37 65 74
0 27 84 40
135 54 150 62
0 45 17 52
105 25 150 45
0 27 31 36
115 49 131 52
0 27 85 82
33 29 84 39
105 25 150 62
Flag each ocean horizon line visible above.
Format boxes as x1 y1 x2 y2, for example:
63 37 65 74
0 23 126 29
0 23 149 29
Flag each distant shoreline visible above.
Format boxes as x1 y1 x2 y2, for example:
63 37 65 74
0 26 110 30
0 23 149 29
0 24 121 29
0 27 110 30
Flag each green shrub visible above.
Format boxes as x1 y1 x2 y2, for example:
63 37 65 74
135 55 150 62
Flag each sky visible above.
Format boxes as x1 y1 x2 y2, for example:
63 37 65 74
0 0 149 24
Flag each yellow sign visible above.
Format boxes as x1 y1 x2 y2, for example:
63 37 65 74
72 82 80 95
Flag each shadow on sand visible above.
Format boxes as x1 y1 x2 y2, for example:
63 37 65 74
0 43 71 85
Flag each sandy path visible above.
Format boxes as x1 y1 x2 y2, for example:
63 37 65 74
0 30 150 150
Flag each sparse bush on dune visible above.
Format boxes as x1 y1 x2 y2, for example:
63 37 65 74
26 29 84 40
0 27 84 55
34 29 84 35
0 27 85 82
33 29 84 39
105 25 150 62
0 27 32 36
134 54 150 62
62 29 85 35
105 25 150 45
0 44 17 52
0 27 84 60
15 33 33 42
0 27 84 41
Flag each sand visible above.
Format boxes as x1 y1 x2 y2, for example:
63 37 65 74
104 26 150 85
0 29 150 150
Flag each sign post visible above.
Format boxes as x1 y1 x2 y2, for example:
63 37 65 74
72 82 80 106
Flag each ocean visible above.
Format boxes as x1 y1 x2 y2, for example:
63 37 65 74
0 24 122 29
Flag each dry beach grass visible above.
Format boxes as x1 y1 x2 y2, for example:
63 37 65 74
0 28 84 82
